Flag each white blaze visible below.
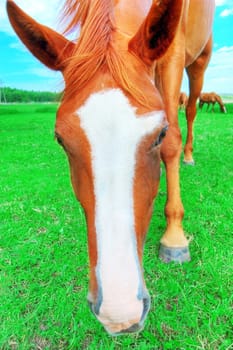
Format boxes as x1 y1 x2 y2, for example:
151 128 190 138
78 89 164 324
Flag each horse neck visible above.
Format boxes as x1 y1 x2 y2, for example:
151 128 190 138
217 99 226 112
216 96 222 105
214 95 223 107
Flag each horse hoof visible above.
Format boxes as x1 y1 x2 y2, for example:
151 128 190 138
183 159 195 166
159 244 191 263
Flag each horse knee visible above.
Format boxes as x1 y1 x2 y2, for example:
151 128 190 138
161 126 182 162
165 201 184 221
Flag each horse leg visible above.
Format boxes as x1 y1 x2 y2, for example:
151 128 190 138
212 101 215 112
184 36 213 165
155 41 190 263
199 101 204 112
183 72 203 164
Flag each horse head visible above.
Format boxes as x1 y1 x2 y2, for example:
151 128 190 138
7 0 182 334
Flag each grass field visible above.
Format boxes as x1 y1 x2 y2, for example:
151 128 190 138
0 103 232 349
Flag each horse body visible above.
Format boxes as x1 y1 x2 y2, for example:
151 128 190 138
185 0 215 66
7 0 215 335
199 92 226 113
114 0 152 35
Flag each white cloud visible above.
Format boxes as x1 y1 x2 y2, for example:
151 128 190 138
0 0 63 35
11 0 63 24
205 46 233 93
9 42 28 52
2 0 233 94
215 0 227 6
215 0 233 16
211 46 233 66
29 67 61 79
216 0 233 6
182 46 233 94
217 45 233 53
220 8 233 16
1 64 63 91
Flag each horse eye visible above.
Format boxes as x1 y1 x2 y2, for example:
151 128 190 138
55 132 64 146
152 126 168 148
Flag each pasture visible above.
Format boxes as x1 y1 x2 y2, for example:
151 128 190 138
0 103 232 349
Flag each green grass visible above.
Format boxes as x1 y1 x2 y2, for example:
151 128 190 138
0 103 232 349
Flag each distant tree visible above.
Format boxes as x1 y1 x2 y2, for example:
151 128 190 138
2 87 61 103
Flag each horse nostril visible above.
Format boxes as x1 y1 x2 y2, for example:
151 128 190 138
88 300 100 316
88 291 102 316
115 295 151 335
141 295 151 322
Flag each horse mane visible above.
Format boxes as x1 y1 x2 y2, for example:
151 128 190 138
215 94 225 111
60 0 152 107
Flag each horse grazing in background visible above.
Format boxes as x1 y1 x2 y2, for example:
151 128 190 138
199 92 227 113
179 92 188 110
7 0 215 335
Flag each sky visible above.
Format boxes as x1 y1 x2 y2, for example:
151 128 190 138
0 0 233 94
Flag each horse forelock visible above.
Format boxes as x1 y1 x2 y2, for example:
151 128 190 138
60 0 158 109
61 0 91 34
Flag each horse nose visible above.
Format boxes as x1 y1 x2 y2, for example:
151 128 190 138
88 294 150 335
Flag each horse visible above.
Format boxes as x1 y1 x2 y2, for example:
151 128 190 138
7 0 215 335
199 92 227 113
179 92 188 110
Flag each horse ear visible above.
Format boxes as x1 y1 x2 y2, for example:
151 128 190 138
6 0 75 72
128 0 183 65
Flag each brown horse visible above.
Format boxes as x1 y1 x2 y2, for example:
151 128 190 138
199 92 227 113
179 92 188 110
7 0 215 335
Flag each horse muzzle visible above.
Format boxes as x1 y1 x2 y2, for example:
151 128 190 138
88 292 151 335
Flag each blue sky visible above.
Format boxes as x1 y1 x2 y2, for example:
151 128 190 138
0 0 233 93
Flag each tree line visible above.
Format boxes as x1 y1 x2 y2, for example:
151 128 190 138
1 87 62 103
